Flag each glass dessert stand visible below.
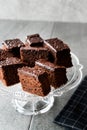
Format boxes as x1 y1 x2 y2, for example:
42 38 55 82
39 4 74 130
0 53 83 115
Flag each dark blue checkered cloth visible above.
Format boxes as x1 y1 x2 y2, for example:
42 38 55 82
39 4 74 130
54 76 87 130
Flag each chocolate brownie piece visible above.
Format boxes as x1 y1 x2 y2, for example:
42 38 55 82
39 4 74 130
2 39 25 58
0 71 1 79
20 46 49 67
35 59 68 88
0 57 26 86
26 34 44 47
18 66 51 96
0 49 14 61
45 38 73 67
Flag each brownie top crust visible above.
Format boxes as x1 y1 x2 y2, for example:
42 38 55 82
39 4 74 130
20 46 48 51
45 38 70 51
18 65 47 78
26 34 44 47
3 39 24 49
36 59 65 71
0 49 14 61
0 57 23 67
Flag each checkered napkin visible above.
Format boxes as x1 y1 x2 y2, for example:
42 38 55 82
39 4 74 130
54 76 87 130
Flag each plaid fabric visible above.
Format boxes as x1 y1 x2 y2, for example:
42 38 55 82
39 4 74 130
54 76 87 130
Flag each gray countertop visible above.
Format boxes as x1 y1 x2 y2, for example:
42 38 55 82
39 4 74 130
0 20 87 130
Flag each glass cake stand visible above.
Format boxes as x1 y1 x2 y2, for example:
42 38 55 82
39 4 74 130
0 52 83 115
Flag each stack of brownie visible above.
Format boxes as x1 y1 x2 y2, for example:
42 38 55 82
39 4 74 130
0 39 26 85
0 34 73 96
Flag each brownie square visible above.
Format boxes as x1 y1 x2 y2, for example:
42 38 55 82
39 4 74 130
35 59 68 88
18 66 51 96
2 39 25 58
45 38 73 67
0 57 26 86
20 46 49 67
26 34 44 47
0 49 14 61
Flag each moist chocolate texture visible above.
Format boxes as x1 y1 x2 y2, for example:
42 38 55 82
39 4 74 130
0 49 14 61
35 59 68 88
20 46 49 67
45 38 73 67
18 66 51 96
2 39 25 58
0 57 26 86
0 57 23 66
46 38 69 51
26 34 44 47
3 39 24 49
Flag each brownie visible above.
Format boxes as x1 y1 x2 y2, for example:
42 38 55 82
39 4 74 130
0 57 26 86
26 34 44 47
45 38 73 67
0 71 1 79
35 59 68 88
0 49 14 61
20 46 49 67
2 39 25 58
18 66 51 96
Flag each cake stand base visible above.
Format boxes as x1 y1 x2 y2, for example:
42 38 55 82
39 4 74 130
12 93 54 115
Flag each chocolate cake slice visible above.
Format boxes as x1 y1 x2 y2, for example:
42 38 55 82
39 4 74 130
0 49 14 61
2 39 25 58
20 46 49 67
44 38 73 67
26 34 44 47
0 57 26 86
18 66 51 96
35 59 68 88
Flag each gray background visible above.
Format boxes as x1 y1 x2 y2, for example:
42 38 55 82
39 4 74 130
0 0 87 22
